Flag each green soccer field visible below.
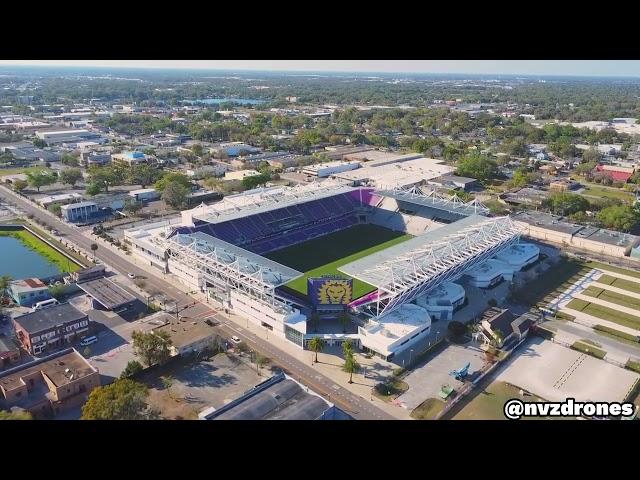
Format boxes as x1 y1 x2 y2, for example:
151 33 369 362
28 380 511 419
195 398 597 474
265 224 413 299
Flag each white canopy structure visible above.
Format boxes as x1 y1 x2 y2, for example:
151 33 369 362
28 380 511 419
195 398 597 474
377 185 489 218
340 215 521 317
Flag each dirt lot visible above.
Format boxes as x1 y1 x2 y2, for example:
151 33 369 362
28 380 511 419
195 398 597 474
142 352 270 420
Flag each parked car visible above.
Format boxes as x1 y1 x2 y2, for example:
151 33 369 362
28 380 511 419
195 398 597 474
230 336 241 344
127 273 136 279
80 335 98 347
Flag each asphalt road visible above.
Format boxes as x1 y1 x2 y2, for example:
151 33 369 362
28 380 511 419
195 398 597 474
0 186 394 420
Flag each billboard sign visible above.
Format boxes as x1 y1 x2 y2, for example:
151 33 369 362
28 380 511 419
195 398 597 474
308 276 353 306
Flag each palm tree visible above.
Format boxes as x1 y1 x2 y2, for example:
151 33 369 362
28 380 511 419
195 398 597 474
0 275 12 301
308 337 326 364
492 328 504 347
90 243 98 261
338 312 351 333
342 352 360 384
342 340 353 357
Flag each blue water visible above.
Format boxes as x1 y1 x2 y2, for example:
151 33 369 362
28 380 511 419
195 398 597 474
185 98 265 105
0 236 61 279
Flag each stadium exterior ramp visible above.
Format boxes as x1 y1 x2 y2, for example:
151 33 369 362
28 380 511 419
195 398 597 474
339 215 522 317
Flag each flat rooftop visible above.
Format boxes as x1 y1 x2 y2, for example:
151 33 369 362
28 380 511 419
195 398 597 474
14 303 87 334
0 348 96 392
366 304 430 339
335 157 454 188
77 278 136 310
204 373 335 420
154 317 217 349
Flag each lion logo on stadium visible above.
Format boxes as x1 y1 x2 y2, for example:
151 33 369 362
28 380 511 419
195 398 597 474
318 280 352 304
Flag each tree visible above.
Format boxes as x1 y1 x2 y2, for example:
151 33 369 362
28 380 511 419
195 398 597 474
85 182 101 196
129 164 161 188
32 138 47 148
90 243 98 260
87 166 121 193
203 176 223 192
487 298 498 307
546 192 590 216
255 354 269 375
154 172 192 191
162 181 188 210
83 346 92 358
597 205 639 232
342 352 360 384
582 147 601 164
448 321 466 339
241 173 271 190
12 179 28 192
0 409 33 420
308 337 326 363
342 340 353 357
492 328 504 348
120 360 144 378
131 330 173 367
48 284 66 300
123 197 143 216
59 168 83 187
60 153 79 167
456 153 498 183
161 375 174 399
575 161 597 175
338 312 351 333
0 275 12 300
81 379 153 420
26 170 57 192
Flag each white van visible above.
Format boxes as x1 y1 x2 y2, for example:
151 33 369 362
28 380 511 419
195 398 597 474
79 336 98 347
32 298 59 312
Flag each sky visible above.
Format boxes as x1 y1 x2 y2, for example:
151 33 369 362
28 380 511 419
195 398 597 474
0 60 638 77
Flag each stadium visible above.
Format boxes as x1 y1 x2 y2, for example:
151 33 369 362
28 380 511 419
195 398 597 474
126 181 538 360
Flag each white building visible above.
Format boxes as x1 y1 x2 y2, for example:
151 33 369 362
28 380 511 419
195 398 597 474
302 160 361 178
38 193 83 209
415 282 466 321
128 188 160 202
359 304 431 360
465 259 514 288
494 243 540 271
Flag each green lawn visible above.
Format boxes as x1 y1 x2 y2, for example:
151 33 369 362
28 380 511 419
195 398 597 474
571 341 607 359
373 378 409 402
0 229 81 273
588 262 640 280
0 166 56 177
598 275 640 295
594 324 640 344
411 398 447 420
450 381 550 420
266 224 412 298
582 184 635 203
567 298 640 330
582 285 640 310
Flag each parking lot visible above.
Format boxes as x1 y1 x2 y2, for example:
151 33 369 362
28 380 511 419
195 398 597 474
396 341 487 411
142 352 266 419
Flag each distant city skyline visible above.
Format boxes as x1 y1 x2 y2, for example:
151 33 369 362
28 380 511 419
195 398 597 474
0 60 639 77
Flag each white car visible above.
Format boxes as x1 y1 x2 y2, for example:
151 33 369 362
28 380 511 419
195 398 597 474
127 273 136 279
230 336 241 344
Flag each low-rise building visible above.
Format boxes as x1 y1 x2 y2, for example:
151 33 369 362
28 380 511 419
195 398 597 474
427 174 478 191
128 188 160 203
38 193 83 209
61 201 99 223
199 372 350 420
302 160 361 178
0 348 100 418
0 336 21 369
111 151 153 166
8 278 52 307
13 303 90 355
153 316 219 357
476 309 539 349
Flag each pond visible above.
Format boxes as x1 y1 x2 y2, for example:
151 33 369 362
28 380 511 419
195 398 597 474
0 235 63 279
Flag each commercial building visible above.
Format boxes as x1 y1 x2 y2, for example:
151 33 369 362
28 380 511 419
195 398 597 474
0 337 21 369
427 175 478 192
0 348 100 418
199 372 350 420
35 129 105 146
111 151 152 166
128 188 160 202
302 160 361 178
594 164 635 183
513 211 640 258
8 278 52 307
13 303 90 355
61 201 99 223
38 193 83 209
415 282 466 321
358 304 431 361
211 142 260 157
153 316 219 357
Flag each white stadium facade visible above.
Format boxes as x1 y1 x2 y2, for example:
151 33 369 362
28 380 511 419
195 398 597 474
126 181 539 361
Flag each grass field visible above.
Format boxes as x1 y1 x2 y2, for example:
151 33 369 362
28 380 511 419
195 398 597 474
411 398 446 420
597 275 640 294
266 224 412 298
588 262 640 280
581 184 635 203
0 166 55 177
583 285 640 309
567 298 640 330
0 229 81 273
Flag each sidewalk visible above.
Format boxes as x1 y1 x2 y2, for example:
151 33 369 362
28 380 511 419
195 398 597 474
597 267 640 285
559 305 640 337
573 292 640 324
